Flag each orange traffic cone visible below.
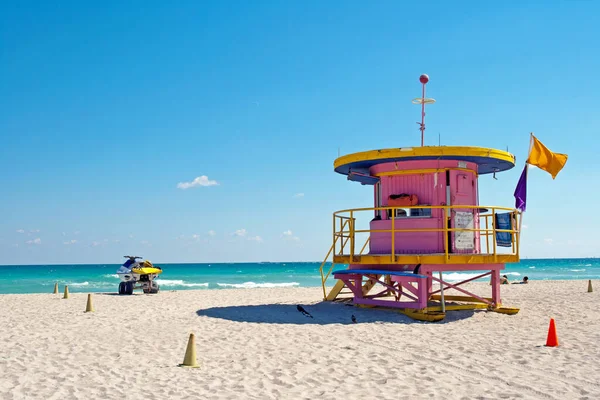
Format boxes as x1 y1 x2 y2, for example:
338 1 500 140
545 318 559 347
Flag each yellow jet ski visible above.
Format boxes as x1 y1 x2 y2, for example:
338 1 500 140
132 261 163 276
117 256 162 295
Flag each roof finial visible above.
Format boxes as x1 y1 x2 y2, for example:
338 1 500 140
412 74 436 147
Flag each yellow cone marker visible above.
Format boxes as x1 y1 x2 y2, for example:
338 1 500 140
63 285 70 299
179 333 200 368
588 280 593 293
53 283 59 294
85 294 94 312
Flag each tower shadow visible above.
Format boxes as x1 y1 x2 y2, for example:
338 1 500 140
196 300 475 325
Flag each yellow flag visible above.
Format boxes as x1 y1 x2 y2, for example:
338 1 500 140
526 135 568 179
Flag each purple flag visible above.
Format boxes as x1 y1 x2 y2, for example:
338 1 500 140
513 165 527 212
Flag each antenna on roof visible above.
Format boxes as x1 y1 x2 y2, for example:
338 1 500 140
412 74 436 147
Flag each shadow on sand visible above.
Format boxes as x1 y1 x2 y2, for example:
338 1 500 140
197 301 476 325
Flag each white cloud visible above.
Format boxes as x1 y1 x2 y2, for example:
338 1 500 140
129 234 135 239
208 230 216 236
29 229 40 233
543 238 553 244
61 232 67 236
231 229 262 242
91 241 102 247
74 231 81 235
293 193 304 198
282 230 300 242
63 240 77 245
192 234 200 240
140 240 151 246
232 229 247 237
26 238 41 245
16 229 25 234
522 224 528 229
177 175 219 189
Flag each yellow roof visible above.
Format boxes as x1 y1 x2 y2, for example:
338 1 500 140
334 146 515 175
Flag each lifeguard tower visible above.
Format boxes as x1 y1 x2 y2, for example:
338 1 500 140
319 74 521 321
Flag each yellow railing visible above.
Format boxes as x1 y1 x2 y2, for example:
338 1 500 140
319 205 521 294
318 217 350 299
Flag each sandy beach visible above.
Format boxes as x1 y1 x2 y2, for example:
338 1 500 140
1 280 599 399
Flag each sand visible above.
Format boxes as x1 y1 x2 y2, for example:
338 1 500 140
1 280 599 400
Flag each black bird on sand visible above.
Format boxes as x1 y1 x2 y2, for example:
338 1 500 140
296 305 313 318
351 314 357 323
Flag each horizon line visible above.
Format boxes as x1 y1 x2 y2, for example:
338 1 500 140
0 256 598 267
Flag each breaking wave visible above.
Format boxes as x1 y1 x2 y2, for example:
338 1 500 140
155 279 209 287
216 282 300 289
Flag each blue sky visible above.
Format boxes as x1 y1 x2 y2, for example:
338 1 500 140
1 1 598 264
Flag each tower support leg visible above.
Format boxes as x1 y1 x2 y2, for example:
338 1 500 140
490 268 501 307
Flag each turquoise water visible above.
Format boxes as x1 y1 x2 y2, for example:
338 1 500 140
0 259 598 294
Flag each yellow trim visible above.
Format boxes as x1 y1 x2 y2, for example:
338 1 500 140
333 204 517 215
399 309 446 322
131 267 162 275
325 280 346 301
426 304 489 312
430 295 493 303
334 146 515 170
333 254 519 265
356 304 447 322
374 167 477 178
359 237 370 255
490 307 520 315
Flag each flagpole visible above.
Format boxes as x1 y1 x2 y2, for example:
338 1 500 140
526 132 534 164
517 132 534 250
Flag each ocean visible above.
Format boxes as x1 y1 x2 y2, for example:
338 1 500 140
0 258 598 295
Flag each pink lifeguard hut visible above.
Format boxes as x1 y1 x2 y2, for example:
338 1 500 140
319 74 521 321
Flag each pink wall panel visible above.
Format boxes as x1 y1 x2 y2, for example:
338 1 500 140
364 160 484 256
369 218 444 254
380 173 441 207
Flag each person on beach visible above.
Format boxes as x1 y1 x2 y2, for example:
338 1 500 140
512 276 529 284
500 275 510 284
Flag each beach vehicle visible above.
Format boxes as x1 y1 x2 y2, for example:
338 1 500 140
116 255 162 295
319 74 523 322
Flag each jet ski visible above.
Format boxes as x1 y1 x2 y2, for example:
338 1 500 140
117 255 162 295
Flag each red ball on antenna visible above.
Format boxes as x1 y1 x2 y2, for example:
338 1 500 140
419 74 429 84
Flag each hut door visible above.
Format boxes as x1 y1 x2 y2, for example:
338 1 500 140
448 170 479 253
